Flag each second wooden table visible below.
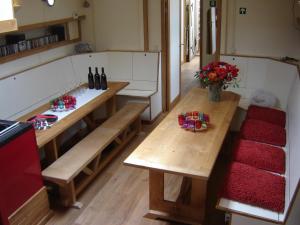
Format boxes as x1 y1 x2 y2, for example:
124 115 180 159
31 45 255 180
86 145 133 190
124 88 240 224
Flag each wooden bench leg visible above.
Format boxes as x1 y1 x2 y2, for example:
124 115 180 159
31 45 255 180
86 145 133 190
59 181 76 207
132 117 142 133
83 113 96 130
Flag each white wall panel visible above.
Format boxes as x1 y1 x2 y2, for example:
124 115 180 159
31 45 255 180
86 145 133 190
0 60 70 119
246 58 268 89
133 52 158 81
264 61 297 108
71 53 108 84
107 52 132 80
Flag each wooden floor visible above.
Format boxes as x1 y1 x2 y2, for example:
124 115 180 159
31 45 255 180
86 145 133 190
46 56 229 225
181 56 201 96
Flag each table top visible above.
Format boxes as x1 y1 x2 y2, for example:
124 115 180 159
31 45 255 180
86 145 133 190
124 88 240 180
19 82 128 148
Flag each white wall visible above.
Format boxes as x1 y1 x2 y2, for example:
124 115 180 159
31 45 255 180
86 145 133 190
148 0 162 51
93 0 144 51
222 0 300 59
92 0 162 52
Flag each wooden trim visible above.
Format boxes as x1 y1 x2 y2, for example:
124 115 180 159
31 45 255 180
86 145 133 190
169 94 181 110
101 49 160 53
179 0 182 104
142 112 163 125
200 0 204 68
181 0 187 64
161 0 168 112
0 19 18 34
167 0 171 110
216 0 222 61
143 0 149 51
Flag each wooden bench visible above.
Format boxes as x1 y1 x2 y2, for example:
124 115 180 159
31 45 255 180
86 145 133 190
42 103 148 207
216 74 300 224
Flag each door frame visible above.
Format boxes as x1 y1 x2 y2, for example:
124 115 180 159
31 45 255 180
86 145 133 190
161 0 221 111
161 0 182 111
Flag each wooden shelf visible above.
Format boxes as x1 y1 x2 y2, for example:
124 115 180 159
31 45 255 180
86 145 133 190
0 39 80 64
0 16 85 64
2 16 86 35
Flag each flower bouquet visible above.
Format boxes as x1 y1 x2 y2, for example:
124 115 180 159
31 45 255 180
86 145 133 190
195 61 239 101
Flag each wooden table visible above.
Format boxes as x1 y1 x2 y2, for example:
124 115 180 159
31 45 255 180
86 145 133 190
19 81 128 163
124 88 240 225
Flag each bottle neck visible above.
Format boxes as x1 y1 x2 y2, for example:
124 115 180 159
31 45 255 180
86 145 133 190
89 67 92 73
102 67 105 74
95 68 99 74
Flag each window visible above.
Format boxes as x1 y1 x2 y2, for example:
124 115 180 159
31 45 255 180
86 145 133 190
0 0 18 33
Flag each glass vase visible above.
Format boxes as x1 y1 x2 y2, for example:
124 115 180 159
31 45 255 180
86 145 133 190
208 83 222 102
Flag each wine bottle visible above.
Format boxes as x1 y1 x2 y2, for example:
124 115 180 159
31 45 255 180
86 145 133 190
88 67 94 89
101 67 108 90
94 67 101 90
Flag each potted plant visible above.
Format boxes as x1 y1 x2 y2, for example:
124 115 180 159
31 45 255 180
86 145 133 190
195 61 239 102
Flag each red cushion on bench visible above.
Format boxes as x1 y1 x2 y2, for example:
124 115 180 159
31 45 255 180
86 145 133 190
240 119 286 147
221 162 285 212
247 105 286 127
233 139 285 174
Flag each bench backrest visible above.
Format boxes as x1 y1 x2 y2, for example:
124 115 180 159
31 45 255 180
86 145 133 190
221 56 298 110
71 52 159 91
0 51 160 120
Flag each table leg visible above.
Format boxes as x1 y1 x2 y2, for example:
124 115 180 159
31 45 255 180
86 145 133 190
106 96 116 117
147 170 206 225
44 138 59 164
83 113 96 130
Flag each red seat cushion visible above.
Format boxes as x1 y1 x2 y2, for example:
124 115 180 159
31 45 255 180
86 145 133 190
233 139 285 174
240 119 286 147
247 105 286 127
221 162 285 212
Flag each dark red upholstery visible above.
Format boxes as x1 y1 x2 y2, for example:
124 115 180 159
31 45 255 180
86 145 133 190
240 119 286 147
247 105 286 127
233 139 285 174
221 162 285 212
